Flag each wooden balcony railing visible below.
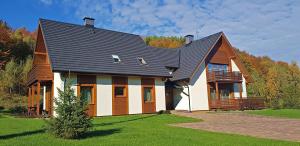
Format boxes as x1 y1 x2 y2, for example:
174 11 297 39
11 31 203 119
27 64 53 86
209 97 266 110
207 71 242 82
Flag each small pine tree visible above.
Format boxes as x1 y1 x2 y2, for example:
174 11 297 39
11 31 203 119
47 77 92 139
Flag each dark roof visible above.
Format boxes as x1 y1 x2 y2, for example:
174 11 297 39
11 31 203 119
171 32 223 81
149 47 180 68
39 19 172 77
39 18 224 81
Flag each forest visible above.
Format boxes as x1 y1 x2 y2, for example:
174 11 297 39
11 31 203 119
0 20 299 114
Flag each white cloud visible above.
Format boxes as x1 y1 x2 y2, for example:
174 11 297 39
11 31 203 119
58 0 300 64
39 0 53 5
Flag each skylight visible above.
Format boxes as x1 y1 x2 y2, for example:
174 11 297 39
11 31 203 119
112 55 121 63
137 57 147 65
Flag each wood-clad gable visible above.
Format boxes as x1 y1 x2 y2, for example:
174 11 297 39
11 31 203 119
27 25 53 86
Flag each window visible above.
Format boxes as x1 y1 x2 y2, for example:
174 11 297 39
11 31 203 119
210 86 216 100
112 55 121 63
80 86 93 104
115 86 125 96
137 57 147 65
208 63 228 72
220 89 230 99
143 87 153 102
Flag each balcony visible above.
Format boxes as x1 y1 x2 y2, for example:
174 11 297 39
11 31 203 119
207 71 242 82
27 64 53 85
209 97 266 110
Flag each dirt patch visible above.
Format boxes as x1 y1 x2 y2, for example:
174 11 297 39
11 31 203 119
171 111 300 142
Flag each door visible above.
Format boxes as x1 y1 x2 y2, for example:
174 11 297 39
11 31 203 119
141 78 156 113
77 75 97 117
165 87 173 110
112 76 128 115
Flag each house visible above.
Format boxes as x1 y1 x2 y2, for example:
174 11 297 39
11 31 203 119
27 17 253 117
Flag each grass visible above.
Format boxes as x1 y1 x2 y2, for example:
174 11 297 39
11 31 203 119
247 109 300 119
0 113 299 146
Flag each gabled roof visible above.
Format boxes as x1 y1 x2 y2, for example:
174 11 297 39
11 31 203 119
149 47 180 68
38 18 250 83
39 19 172 77
171 32 223 81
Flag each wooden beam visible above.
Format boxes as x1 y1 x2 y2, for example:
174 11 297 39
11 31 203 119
28 87 31 114
34 52 47 55
31 85 35 107
37 81 40 116
50 80 54 116
216 82 220 100
239 83 243 99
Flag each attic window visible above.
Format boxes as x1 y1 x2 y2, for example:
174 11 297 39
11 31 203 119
112 55 121 63
137 57 147 65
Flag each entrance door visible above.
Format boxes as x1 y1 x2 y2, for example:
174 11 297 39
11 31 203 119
165 87 173 110
141 78 156 113
77 75 97 117
112 76 128 115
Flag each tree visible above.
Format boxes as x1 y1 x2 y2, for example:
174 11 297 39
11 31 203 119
47 77 92 139
282 62 300 108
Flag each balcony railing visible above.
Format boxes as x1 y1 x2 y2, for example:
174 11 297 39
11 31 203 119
207 71 242 82
27 64 53 85
209 97 266 110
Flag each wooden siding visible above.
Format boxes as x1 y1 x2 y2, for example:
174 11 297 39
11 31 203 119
141 78 156 113
27 26 53 86
112 76 129 115
27 64 53 85
207 71 242 82
77 75 97 117
209 98 265 110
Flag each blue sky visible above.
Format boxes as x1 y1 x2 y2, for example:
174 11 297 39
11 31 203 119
1 0 300 64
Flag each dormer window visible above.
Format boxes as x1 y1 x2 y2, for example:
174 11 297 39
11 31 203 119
137 57 147 65
112 55 121 63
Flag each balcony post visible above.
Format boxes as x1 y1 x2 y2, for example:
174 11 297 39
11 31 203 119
27 87 31 114
37 81 40 116
239 83 242 99
215 82 220 100
31 85 35 108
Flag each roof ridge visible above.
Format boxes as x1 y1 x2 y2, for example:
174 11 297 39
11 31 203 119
39 18 140 37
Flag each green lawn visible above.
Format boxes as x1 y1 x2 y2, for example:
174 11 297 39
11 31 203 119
247 109 300 119
0 113 299 146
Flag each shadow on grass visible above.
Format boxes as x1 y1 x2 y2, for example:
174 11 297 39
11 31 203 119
0 129 45 140
93 114 158 127
81 128 121 139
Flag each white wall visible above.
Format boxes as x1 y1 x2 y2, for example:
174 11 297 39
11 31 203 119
96 75 112 116
53 72 77 117
173 83 190 110
189 62 209 110
155 78 166 111
128 76 142 114
231 59 247 98
53 72 63 117
173 62 209 111
53 73 167 116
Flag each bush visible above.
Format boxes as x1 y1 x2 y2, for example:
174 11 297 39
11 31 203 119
9 105 27 114
46 78 92 139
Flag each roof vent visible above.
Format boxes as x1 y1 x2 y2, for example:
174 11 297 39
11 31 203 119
184 35 194 45
112 55 121 63
83 17 95 27
137 57 147 65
